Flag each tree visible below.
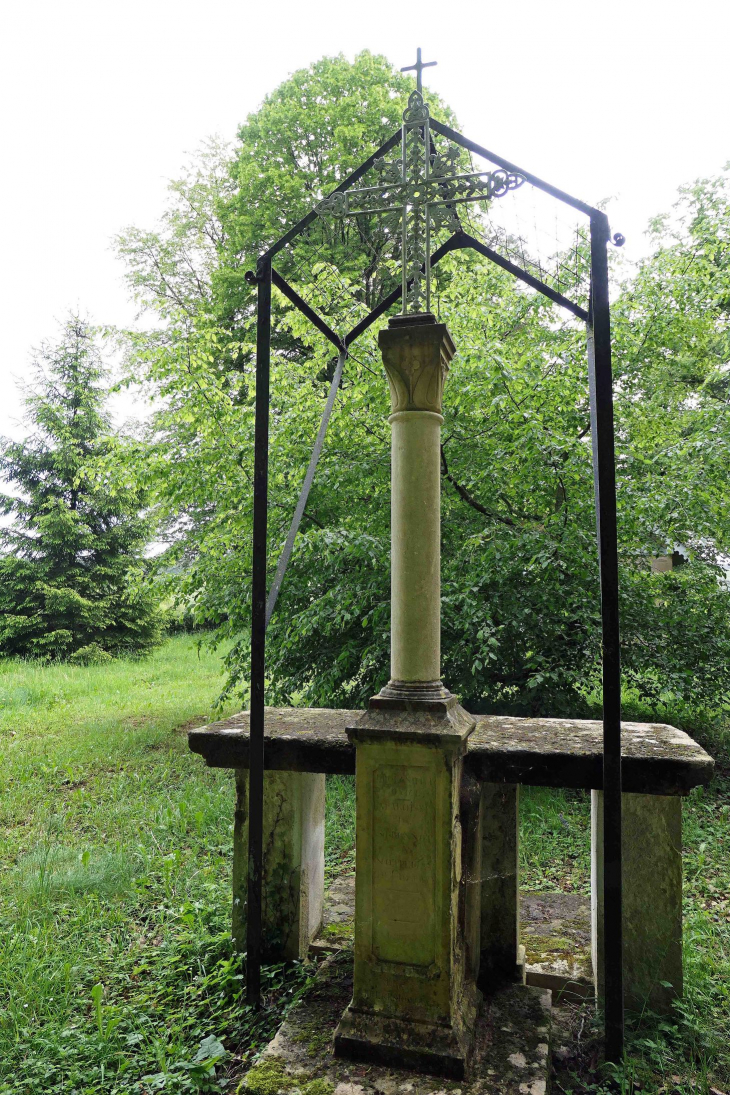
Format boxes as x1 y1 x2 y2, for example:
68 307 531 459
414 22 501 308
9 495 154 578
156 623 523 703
116 55 730 717
0 316 163 661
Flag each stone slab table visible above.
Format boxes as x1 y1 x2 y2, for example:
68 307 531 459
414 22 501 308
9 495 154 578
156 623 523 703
189 709 713 1014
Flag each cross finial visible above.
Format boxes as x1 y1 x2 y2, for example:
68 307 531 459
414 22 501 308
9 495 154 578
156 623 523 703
401 47 437 95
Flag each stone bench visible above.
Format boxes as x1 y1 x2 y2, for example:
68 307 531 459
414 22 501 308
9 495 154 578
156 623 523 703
189 708 713 1013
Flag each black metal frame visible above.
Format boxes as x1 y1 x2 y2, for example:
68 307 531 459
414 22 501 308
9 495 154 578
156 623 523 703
245 120 624 1059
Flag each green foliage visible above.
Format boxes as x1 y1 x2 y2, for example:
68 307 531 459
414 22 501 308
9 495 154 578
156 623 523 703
0 315 164 660
116 56 730 718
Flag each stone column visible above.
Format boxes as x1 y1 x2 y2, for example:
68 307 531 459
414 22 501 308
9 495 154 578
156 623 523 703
232 769 325 962
591 790 683 1014
334 314 478 1080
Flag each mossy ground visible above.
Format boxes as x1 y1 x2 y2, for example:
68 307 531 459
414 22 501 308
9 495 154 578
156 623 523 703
239 1055 334 1094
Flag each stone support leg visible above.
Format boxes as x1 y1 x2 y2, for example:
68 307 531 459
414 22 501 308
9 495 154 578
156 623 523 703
478 783 524 989
233 769 325 962
591 790 683 1014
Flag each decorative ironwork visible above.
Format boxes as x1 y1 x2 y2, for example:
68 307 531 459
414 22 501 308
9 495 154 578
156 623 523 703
315 89 526 313
245 51 624 1058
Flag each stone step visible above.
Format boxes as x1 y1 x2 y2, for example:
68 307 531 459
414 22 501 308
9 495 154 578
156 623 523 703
237 949 553 1095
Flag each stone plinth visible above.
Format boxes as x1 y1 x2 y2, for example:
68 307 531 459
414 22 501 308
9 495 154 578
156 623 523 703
591 790 683 1013
240 949 552 1095
233 769 325 961
334 702 477 1078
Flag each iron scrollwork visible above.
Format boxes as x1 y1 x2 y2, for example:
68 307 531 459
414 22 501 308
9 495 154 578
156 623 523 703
315 88 526 312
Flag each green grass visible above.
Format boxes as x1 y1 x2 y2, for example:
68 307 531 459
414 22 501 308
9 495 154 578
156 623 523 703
0 640 727 1093
0 636 311 1094
324 776 355 882
517 716 730 1095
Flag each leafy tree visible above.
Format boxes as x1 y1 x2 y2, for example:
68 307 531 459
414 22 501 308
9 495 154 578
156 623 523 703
116 55 730 717
0 316 163 661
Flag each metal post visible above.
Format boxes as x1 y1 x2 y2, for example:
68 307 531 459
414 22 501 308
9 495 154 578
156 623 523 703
246 257 271 1006
587 211 623 1061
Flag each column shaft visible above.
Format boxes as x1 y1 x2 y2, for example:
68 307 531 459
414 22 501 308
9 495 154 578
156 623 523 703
390 409 442 682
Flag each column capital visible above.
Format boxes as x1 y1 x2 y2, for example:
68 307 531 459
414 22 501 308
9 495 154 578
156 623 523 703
379 312 456 415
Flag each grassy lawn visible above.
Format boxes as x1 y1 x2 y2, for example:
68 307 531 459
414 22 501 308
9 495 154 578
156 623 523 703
0 636 312 1094
0 637 727 1093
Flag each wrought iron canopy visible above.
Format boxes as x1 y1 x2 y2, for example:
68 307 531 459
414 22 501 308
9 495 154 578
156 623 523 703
244 50 626 1065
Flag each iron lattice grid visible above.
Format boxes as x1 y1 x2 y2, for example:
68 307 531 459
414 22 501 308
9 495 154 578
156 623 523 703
244 98 625 1063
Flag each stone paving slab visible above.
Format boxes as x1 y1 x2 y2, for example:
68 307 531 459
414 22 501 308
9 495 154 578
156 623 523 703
520 893 592 1003
237 949 552 1095
312 875 593 1002
188 708 713 794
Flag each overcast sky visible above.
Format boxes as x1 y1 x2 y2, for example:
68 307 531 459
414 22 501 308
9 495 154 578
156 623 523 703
1 0 727 439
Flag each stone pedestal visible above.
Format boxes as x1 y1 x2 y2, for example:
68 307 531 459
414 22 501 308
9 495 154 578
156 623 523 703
232 769 325 961
479 783 525 987
591 790 683 1014
335 704 477 1078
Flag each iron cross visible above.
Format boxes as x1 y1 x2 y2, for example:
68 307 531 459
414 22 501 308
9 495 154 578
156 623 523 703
316 88 525 314
401 48 437 95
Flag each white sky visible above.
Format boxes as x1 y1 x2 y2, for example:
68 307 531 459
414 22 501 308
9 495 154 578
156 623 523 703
1 0 728 440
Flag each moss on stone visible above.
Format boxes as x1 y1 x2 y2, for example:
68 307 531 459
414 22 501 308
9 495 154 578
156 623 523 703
523 934 574 962
321 920 353 940
239 1055 334 1095
292 1022 332 1058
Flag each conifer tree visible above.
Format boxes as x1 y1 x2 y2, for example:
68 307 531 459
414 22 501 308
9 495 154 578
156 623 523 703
0 315 163 661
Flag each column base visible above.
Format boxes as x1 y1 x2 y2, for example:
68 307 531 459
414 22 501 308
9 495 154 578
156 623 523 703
334 989 479 1080
372 679 455 707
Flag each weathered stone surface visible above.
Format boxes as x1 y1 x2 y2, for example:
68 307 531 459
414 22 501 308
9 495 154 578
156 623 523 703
313 873 595 1008
467 716 713 795
522 892 593 1004
337 731 476 1078
479 784 523 988
189 708 359 774
592 790 683 1013
238 950 552 1094
232 769 325 961
189 708 713 795
310 873 356 956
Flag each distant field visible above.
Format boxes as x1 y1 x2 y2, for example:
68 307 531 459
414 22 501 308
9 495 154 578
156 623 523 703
0 637 727 1093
